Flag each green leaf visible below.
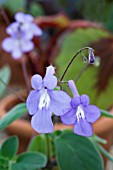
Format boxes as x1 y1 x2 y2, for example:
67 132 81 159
29 2 44 17
0 65 11 98
0 157 9 169
55 132 104 170
1 136 18 160
0 103 27 130
95 142 113 162
11 152 47 170
4 0 25 14
28 135 47 156
101 109 113 118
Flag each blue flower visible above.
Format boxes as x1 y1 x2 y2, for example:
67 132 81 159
26 66 71 133
15 12 42 39
61 80 100 137
2 12 42 59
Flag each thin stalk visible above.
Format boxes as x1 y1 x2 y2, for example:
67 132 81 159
0 6 10 25
75 63 89 82
0 77 25 102
60 47 90 81
21 59 30 92
46 134 51 162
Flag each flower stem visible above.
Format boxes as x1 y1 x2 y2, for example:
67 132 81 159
0 77 25 102
0 6 10 25
60 47 90 81
46 134 51 162
21 59 30 92
74 63 89 82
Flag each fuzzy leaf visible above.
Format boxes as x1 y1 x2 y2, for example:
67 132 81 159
0 103 27 130
55 132 103 170
1 136 18 160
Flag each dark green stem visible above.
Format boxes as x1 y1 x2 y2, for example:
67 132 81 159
60 47 90 81
46 134 51 162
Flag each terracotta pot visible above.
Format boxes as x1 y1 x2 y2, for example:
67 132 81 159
0 91 113 162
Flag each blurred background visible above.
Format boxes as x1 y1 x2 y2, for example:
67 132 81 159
0 1 113 169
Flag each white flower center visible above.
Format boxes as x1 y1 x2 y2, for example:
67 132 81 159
38 88 50 110
76 105 85 122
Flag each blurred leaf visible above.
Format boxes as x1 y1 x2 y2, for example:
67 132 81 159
0 103 27 130
55 132 103 170
56 28 112 109
11 152 47 170
81 0 113 32
28 135 47 156
101 109 113 118
1 136 18 160
83 0 107 22
0 0 7 5
4 0 25 14
30 2 44 17
0 65 11 98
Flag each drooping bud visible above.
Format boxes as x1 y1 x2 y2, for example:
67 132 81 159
88 48 95 64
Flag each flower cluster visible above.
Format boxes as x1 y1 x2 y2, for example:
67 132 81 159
2 12 42 59
26 65 101 137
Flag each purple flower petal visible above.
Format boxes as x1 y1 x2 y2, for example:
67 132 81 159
31 108 54 133
84 105 101 123
31 75 43 90
49 90 71 116
21 28 33 40
61 108 77 125
6 22 19 35
45 65 55 76
26 90 41 115
43 75 57 90
71 96 81 109
43 65 57 90
15 12 34 23
25 14 34 22
88 48 95 64
80 94 90 106
2 38 14 52
11 48 22 59
21 40 34 52
68 80 79 97
74 119 93 137
21 23 42 40
30 24 42 36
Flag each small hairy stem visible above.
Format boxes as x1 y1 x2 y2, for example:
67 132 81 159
0 6 10 25
0 77 25 102
21 59 30 92
60 47 90 81
59 81 68 84
75 63 89 82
